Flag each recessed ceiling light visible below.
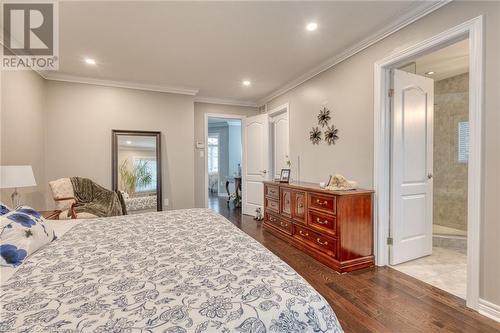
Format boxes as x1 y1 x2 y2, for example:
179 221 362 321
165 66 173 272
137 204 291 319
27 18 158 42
426 71 435 75
84 58 96 65
126 140 132 145
306 22 318 31
242 80 251 86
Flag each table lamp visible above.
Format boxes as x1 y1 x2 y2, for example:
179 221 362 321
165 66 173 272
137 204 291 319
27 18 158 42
0 165 37 207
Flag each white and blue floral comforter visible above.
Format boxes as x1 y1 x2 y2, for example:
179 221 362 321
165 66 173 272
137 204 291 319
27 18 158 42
0 209 342 333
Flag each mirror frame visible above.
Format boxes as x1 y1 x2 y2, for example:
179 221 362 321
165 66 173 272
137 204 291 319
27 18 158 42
111 129 162 211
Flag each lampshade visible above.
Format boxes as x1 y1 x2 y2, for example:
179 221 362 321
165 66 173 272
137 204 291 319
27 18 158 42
0 165 37 189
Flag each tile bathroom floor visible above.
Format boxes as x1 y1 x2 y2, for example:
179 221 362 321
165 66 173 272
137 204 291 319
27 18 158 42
390 246 467 299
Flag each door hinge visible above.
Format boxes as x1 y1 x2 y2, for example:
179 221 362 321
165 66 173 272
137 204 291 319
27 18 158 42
388 89 394 98
387 237 393 245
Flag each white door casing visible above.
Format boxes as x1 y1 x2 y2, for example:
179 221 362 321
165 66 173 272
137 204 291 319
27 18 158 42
390 69 434 265
271 111 289 180
242 114 270 216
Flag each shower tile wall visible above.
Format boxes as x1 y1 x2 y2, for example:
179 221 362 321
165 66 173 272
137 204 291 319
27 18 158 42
433 73 469 233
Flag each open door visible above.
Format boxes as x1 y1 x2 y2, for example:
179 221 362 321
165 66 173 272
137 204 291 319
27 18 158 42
242 114 269 216
270 110 289 180
390 69 434 265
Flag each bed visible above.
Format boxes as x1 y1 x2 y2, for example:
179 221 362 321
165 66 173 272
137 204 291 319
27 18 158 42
124 195 157 213
0 209 342 332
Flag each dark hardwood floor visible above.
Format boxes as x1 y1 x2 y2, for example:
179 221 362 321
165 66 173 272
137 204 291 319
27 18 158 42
208 194 500 333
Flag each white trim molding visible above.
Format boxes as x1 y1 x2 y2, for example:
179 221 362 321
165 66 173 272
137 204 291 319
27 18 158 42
259 0 451 105
479 299 500 323
44 73 199 96
373 16 484 310
194 96 258 108
267 103 289 116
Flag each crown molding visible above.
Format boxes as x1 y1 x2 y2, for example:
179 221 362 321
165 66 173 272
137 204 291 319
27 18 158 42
44 73 199 96
258 0 452 105
194 96 258 108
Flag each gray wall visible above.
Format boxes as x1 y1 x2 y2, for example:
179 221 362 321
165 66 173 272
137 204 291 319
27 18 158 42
193 102 259 207
0 70 46 209
433 73 468 232
266 1 500 306
43 80 195 210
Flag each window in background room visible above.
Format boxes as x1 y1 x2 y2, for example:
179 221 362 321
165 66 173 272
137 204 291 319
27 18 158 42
208 134 219 173
458 121 469 163
134 158 157 192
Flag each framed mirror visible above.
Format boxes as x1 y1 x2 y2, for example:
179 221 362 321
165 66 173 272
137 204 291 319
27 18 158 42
112 130 162 212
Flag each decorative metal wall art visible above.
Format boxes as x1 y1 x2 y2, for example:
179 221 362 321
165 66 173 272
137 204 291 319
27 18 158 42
309 106 341 145
309 127 322 145
324 125 339 145
317 107 331 127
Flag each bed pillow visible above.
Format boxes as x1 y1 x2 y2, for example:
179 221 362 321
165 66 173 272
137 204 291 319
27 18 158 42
0 205 56 267
0 202 11 216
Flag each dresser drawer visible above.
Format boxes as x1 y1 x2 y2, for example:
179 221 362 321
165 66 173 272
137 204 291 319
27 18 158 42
308 210 336 236
266 213 292 235
294 225 336 258
308 193 336 215
265 198 279 213
265 184 279 199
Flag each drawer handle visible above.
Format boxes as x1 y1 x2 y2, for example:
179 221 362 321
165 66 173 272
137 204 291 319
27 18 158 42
316 238 328 246
269 217 277 222
316 217 328 225
299 230 309 237
280 221 288 227
316 199 328 206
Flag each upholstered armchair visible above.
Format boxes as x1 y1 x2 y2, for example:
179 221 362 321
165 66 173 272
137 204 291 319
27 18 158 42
48 178 98 219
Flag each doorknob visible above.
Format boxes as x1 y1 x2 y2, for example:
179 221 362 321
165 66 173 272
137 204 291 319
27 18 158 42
260 170 267 174
427 173 433 179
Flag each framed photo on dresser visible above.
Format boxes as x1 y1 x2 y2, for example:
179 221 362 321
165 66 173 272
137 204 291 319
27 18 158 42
279 169 291 183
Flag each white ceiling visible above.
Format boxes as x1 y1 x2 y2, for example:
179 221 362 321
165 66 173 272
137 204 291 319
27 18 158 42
415 39 469 81
118 135 156 150
48 1 446 105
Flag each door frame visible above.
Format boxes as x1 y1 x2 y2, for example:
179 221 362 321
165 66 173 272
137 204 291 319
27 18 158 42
268 103 290 179
204 113 245 208
373 16 483 309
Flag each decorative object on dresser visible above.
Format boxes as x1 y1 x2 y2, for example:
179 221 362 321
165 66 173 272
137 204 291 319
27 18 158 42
263 181 374 273
0 165 37 207
325 174 358 191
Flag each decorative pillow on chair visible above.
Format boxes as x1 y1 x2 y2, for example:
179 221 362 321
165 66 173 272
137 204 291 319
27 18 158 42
49 178 76 211
0 202 11 216
0 205 56 267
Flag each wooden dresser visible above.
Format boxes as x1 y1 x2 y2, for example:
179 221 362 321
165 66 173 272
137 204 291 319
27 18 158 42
263 181 374 273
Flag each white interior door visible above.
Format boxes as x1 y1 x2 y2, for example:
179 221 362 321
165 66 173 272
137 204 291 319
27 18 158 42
242 114 269 216
390 69 434 265
271 111 289 179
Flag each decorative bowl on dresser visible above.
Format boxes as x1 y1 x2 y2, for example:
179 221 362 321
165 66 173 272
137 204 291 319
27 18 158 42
263 181 374 273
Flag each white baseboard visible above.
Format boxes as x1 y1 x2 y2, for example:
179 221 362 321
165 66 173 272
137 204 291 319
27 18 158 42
478 299 500 323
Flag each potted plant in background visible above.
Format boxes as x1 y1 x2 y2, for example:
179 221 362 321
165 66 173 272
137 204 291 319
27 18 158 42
119 160 153 196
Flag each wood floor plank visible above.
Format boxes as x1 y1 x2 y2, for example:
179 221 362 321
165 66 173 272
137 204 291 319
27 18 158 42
209 196 500 333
